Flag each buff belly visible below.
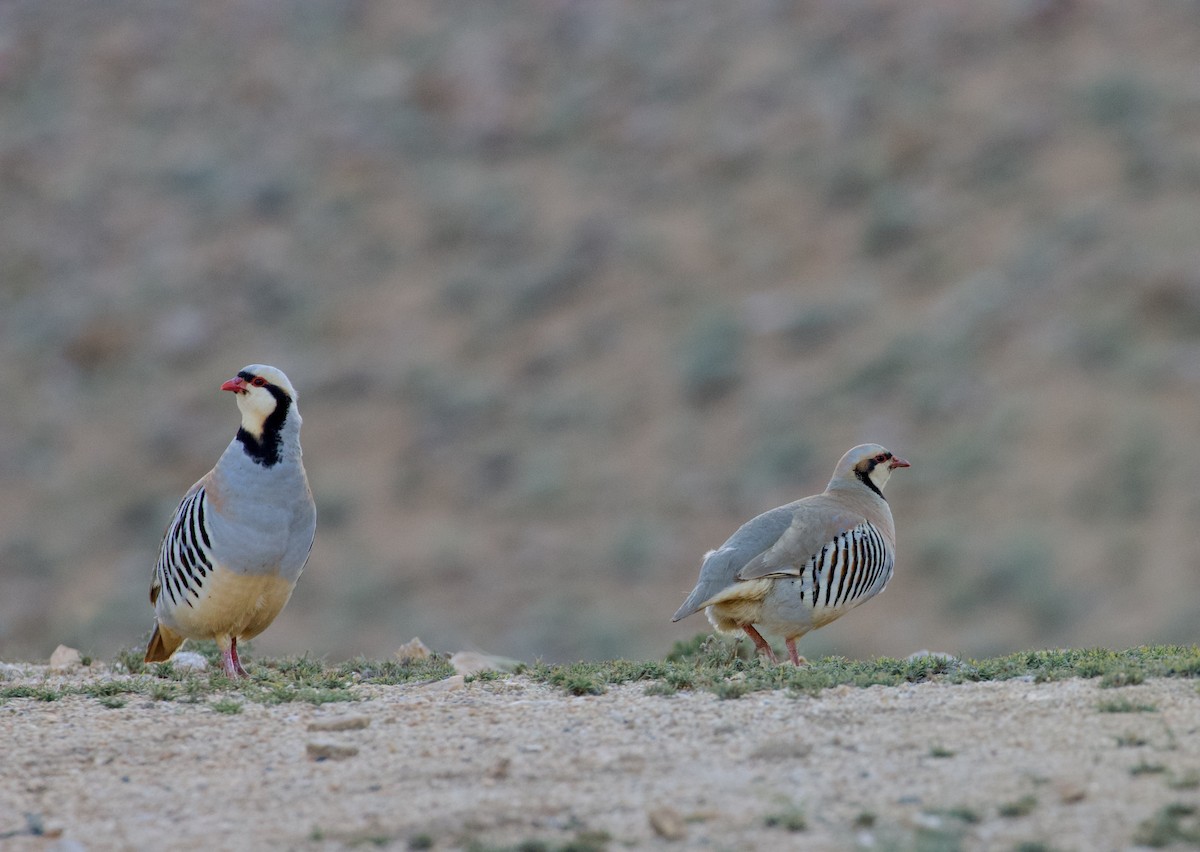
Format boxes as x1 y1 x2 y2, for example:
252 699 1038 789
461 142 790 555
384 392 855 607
702 578 774 633
704 577 850 640
162 566 295 643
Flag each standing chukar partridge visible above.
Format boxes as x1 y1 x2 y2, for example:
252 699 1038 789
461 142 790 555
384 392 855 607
144 365 316 677
672 444 909 665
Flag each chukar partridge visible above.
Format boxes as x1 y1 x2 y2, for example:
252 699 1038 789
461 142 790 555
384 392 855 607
672 444 908 665
144 365 316 677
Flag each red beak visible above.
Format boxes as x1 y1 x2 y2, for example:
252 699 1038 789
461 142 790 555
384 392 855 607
221 376 247 394
889 456 911 470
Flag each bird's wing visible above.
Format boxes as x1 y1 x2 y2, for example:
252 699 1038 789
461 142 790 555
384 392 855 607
735 496 866 580
671 504 798 621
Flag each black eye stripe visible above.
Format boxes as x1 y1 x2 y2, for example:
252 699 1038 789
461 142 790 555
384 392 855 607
237 371 272 389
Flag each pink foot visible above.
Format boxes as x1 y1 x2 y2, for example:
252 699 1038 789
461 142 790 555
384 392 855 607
743 624 778 664
785 637 808 666
221 638 249 678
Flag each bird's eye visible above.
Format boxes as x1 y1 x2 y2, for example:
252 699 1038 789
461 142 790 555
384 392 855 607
251 376 267 388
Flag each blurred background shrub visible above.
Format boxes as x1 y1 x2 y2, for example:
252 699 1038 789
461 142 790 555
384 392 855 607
1 0 1199 663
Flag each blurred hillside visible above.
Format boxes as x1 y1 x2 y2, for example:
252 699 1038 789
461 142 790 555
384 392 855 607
2 0 1200 663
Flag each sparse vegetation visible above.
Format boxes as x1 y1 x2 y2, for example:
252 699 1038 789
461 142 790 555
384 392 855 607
1132 803 1200 847
0 648 457 708
463 831 612 852
0 642 1198 850
529 642 1200 698
1097 698 1157 713
1130 762 1167 777
0 685 62 702
210 697 243 715
1115 733 1149 748
1166 770 1200 791
763 804 807 832
998 795 1038 818
1100 668 1147 688
1 644 1198 709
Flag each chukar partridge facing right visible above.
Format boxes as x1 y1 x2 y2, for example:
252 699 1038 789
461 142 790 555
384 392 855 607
672 444 908 665
144 365 316 678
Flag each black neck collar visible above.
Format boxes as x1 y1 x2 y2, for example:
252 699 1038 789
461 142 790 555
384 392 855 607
236 386 291 467
856 468 886 501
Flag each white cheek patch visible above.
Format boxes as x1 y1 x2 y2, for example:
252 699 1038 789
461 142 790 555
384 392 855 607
236 388 277 437
868 463 892 491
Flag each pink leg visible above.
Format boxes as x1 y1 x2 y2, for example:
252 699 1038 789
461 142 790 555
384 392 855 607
743 625 778 664
221 638 249 678
785 637 808 667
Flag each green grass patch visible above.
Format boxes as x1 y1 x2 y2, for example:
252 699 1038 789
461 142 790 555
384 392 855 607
0 685 64 702
763 804 807 832
462 830 611 852
210 697 243 715
998 795 1038 818
1167 770 1200 790
3 647 458 709
1116 733 1148 748
1130 762 1167 777
6 642 1197 706
1097 698 1157 713
115 647 147 674
78 680 143 699
1133 803 1200 847
149 682 179 701
527 641 1200 699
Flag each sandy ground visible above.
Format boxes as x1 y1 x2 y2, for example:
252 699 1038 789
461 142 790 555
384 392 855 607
2 665 1199 851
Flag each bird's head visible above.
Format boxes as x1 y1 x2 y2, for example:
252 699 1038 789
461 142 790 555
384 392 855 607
222 365 298 438
832 443 910 496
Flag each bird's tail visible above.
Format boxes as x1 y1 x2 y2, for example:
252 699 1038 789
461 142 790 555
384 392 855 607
144 623 185 663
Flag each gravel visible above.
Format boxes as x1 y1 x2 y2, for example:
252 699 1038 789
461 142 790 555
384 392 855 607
2 666 1199 850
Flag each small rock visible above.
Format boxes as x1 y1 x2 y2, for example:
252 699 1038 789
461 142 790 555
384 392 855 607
395 637 431 662
486 757 511 780
421 675 465 692
307 716 371 733
49 645 81 671
1057 782 1087 804
171 652 208 671
306 742 359 762
648 806 687 841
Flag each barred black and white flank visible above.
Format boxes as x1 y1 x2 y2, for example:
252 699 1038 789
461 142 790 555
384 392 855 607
672 444 909 665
